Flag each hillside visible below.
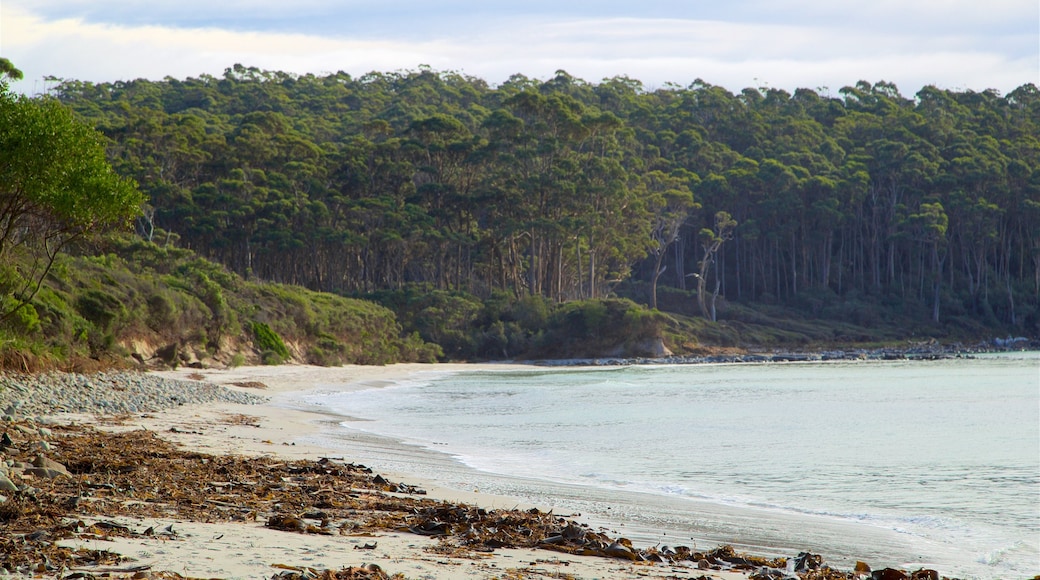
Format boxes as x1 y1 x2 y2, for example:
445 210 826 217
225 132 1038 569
2 68 1037 369
11 237 1013 373
49 68 1040 343
0 236 441 372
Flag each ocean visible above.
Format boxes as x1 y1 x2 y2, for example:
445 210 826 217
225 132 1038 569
283 352 1040 579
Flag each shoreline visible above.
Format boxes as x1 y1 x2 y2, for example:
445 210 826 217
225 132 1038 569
527 341 1038 367
0 362 994 578
267 372 926 570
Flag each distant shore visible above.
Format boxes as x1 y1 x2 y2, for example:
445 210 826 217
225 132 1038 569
532 338 1038 367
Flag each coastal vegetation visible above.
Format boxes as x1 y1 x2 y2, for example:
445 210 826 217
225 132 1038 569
1 65 1038 368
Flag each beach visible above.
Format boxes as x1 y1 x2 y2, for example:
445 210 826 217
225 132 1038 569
0 362 990 579
0 363 766 580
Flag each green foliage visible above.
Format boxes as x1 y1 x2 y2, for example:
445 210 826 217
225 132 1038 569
0 86 143 326
370 287 672 360
530 298 670 358
145 291 177 332
20 67 1036 359
76 289 125 330
6 303 40 334
0 231 441 370
250 321 290 364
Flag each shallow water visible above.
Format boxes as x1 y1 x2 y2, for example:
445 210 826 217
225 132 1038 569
284 352 1039 579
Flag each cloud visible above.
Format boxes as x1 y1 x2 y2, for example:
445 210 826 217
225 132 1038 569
2 1 1036 97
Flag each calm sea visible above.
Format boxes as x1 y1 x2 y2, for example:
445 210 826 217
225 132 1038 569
286 353 1039 579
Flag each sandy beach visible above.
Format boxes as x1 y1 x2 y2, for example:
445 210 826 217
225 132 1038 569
5 363 765 580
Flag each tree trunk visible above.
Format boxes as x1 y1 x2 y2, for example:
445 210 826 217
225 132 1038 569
651 249 666 310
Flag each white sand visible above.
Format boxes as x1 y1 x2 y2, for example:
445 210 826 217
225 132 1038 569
56 363 751 580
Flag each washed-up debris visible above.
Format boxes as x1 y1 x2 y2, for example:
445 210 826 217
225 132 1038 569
228 381 269 390
270 563 399 579
0 420 954 579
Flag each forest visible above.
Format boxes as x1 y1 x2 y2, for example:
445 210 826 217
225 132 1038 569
48 66 1040 348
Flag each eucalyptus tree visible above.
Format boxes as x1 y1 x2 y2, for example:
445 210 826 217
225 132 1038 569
641 170 698 309
697 211 737 320
909 202 949 322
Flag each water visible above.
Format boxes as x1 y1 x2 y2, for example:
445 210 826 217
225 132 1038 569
286 353 1040 579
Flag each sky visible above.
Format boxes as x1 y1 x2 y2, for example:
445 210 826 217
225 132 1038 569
2 0 1037 97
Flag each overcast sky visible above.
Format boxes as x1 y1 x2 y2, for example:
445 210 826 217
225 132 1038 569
3 0 1037 97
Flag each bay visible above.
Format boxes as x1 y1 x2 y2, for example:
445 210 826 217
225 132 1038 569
287 352 1039 579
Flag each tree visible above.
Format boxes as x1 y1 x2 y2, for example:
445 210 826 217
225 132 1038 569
0 59 23 81
0 86 143 323
642 170 698 309
911 202 949 322
696 211 737 321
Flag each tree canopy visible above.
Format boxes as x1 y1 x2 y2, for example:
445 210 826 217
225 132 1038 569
0 83 143 324
49 67 1040 334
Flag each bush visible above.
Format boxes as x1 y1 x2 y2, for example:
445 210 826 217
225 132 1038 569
146 292 177 332
76 289 124 330
5 303 41 334
251 321 290 364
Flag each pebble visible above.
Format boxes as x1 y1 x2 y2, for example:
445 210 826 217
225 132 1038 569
0 371 267 418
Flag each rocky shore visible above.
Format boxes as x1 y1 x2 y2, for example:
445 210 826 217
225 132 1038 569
0 371 266 418
538 339 1038 367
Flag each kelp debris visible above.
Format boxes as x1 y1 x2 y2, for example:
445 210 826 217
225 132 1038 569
270 563 402 579
0 420 953 579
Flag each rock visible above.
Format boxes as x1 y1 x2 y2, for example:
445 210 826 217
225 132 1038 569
24 467 67 479
855 561 872 573
794 552 823 571
13 424 35 436
0 432 13 448
911 570 939 580
31 455 69 475
30 441 51 452
872 569 909 580
603 541 642 561
0 474 17 492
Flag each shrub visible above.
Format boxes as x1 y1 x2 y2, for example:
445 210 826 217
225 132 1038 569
251 321 290 363
146 292 177 332
76 289 124 330
5 303 41 334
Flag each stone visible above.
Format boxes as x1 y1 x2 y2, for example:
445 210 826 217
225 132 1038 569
794 552 823 571
31 455 69 475
872 569 909 580
24 467 67 479
0 474 17 492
